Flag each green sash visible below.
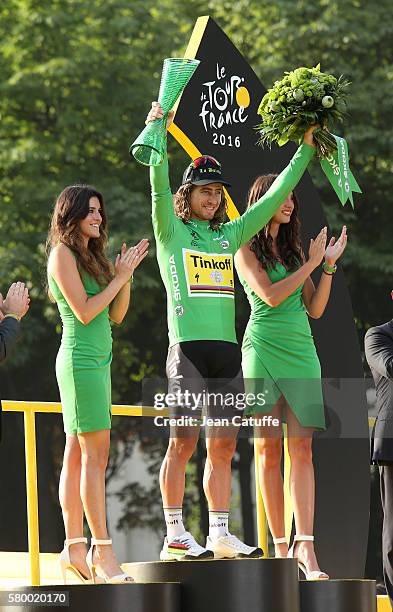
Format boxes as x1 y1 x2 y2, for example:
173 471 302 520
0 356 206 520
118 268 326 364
319 134 362 208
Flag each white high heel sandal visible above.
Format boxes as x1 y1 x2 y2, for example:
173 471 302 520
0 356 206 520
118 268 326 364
273 537 288 546
287 534 329 580
59 537 92 584
86 538 134 584
273 537 288 558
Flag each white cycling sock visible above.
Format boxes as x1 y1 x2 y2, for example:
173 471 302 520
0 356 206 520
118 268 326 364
209 510 229 539
164 507 185 540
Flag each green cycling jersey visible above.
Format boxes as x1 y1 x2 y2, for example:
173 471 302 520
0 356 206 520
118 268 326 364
150 144 315 347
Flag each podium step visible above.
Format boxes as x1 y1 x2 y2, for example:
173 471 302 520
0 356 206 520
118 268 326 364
0 565 378 612
126 558 300 612
300 579 376 612
0 582 180 612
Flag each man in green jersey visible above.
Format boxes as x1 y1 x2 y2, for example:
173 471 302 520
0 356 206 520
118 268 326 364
146 102 316 560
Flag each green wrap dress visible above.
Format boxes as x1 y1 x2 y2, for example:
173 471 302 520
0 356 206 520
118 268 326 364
239 262 326 429
48 273 113 434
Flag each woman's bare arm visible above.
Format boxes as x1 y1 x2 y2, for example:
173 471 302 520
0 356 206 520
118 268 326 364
48 244 133 325
302 226 347 318
109 239 149 324
235 227 326 307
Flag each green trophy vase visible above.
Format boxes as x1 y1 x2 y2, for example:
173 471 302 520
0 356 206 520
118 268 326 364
130 58 200 166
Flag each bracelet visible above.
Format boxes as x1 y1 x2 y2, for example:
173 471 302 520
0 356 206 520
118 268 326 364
322 262 337 275
4 313 21 322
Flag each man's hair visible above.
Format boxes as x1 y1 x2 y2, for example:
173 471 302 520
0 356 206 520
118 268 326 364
173 183 227 231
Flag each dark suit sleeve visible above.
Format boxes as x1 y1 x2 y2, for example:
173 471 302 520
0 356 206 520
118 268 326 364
0 316 21 362
365 326 393 380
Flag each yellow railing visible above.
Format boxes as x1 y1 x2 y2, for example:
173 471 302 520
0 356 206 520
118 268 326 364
2 400 269 586
2 400 376 586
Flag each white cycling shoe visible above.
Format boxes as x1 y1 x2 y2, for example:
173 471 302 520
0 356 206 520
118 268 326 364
160 531 214 561
206 533 264 559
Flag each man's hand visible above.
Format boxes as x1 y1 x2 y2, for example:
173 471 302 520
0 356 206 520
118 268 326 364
145 101 174 129
2 282 30 319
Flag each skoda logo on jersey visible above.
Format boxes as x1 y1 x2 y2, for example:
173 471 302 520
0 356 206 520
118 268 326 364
174 305 184 317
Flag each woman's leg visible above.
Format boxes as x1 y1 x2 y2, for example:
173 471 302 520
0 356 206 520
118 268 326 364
254 399 287 558
59 434 89 576
286 406 327 576
78 429 130 580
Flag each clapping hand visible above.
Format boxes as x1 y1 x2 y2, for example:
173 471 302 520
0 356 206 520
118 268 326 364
115 239 149 284
324 226 347 266
308 227 328 270
1 282 30 319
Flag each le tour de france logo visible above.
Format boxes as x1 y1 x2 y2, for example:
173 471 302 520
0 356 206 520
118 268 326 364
199 62 251 149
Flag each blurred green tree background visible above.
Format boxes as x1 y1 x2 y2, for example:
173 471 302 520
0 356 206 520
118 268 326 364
0 0 391 574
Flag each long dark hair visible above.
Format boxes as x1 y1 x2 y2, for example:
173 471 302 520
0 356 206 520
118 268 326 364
246 174 303 271
174 183 227 231
46 184 113 285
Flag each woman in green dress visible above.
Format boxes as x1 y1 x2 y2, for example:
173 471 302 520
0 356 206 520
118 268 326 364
235 175 347 579
47 185 148 583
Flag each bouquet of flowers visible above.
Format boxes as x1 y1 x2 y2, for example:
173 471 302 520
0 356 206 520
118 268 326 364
257 64 361 207
257 64 349 156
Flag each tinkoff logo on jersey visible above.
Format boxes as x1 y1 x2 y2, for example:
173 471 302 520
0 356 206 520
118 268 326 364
182 249 234 298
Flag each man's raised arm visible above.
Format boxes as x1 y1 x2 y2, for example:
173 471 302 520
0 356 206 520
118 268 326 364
147 102 176 243
227 127 317 249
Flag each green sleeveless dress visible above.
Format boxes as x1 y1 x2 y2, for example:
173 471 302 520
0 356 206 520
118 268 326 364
239 262 325 429
48 273 113 434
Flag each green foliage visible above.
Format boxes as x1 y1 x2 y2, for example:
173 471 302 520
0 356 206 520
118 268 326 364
257 65 348 152
0 0 202 548
211 0 393 329
1 0 392 552
0 0 194 398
